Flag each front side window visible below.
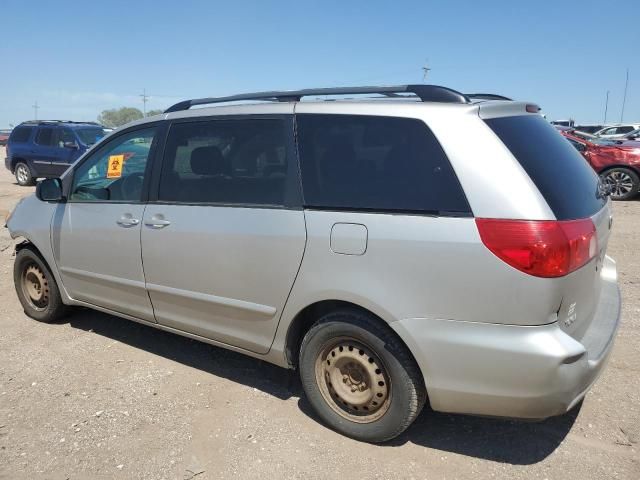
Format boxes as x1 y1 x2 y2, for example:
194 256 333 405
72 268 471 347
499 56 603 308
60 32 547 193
75 127 108 146
296 114 470 215
70 127 157 202
159 119 289 206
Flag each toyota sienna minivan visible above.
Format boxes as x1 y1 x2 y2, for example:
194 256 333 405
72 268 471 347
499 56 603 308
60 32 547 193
6 85 621 442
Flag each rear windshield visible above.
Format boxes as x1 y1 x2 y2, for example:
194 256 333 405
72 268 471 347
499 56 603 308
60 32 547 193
10 126 34 143
296 114 471 216
485 115 606 220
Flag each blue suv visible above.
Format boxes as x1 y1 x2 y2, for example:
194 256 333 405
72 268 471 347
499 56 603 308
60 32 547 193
4 121 108 185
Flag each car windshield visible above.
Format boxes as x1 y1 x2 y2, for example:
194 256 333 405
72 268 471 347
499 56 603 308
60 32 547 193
75 127 108 145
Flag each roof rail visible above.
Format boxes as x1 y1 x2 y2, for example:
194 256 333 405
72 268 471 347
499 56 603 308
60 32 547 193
20 120 103 126
466 93 513 101
164 85 472 113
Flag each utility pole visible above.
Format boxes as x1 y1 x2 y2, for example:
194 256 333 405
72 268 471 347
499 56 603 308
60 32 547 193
140 89 150 116
620 68 629 122
32 100 39 120
604 90 609 124
421 62 431 82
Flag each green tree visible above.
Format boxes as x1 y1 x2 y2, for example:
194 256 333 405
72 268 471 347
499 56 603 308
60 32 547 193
97 107 144 128
146 109 164 117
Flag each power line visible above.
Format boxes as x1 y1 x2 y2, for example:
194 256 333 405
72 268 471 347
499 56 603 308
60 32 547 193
140 88 150 116
620 68 629 122
421 61 431 82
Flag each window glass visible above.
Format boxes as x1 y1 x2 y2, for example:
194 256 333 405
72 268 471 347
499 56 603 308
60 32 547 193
295 114 470 215
75 127 108 146
10 126 33 143
54 128 75 148
159 119 289 206
35 127 55 146
70 127 157 202
486 115 605 220
617 126 633 134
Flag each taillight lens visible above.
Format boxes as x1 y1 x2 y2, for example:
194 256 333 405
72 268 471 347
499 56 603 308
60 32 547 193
476 218 597 278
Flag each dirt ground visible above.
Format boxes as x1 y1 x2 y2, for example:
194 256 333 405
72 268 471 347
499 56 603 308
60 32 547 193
0 145 638 479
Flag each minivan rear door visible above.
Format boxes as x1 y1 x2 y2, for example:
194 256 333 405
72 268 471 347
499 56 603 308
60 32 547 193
141 113 305 354
483 112 613 342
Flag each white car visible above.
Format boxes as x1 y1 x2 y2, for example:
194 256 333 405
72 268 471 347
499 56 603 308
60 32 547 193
594 124 640 139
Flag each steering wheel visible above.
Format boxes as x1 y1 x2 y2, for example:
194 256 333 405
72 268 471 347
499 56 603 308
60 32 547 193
120 172 144 200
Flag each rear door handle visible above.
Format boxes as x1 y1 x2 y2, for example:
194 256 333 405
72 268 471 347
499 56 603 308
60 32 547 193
116 216 140 227
144 218 171 228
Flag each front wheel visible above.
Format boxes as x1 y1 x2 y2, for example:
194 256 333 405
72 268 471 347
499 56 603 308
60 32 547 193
14 162 35 186
299 310 426 443
601 168 640 200
14 247 68 323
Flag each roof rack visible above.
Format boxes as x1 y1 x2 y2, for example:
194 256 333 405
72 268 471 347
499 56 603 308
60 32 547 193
165 85 477 113
20 120 103 126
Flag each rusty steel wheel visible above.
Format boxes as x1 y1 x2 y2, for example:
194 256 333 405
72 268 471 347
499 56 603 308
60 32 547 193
315 337 392 423
300 310 426 442
21 263 50 312
14 247 67 323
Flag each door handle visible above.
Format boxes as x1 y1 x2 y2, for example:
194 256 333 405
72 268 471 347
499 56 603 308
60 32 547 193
116 217 140 227
144 218 171 228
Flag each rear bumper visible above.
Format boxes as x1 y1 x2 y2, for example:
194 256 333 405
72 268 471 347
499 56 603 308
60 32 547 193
4 156 11 172
392 255 621 419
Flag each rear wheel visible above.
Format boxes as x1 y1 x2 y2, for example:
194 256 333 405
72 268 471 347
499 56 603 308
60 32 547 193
601 167 639 200
14 162 35 186
14 247 67 323
299 309 426 442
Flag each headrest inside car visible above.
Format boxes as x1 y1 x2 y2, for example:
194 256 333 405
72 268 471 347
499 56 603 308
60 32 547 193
190 146 230 175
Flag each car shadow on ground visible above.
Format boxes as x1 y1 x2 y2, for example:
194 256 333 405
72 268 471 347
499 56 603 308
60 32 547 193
65 309 578 465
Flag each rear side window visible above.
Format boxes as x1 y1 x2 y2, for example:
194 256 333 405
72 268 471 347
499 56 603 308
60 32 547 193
10 126 33 143
35 127 55 146
159 119 291 206
486 115 605 220
296 114 470 215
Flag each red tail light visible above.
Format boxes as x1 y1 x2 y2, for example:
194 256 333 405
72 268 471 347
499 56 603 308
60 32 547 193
476 218 597 278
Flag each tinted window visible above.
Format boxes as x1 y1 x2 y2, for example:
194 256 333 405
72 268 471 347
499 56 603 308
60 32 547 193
35 127 55 146
618 126 633 134
76 127 108 145
10 126 34 143
70 127 157 202
159 119 290 206
486 115 605 220
296 114 470 215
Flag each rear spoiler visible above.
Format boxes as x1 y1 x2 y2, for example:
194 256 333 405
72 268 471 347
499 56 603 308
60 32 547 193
478 101 541 119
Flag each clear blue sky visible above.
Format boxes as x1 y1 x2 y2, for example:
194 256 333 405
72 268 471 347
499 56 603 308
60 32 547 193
0 0 637 128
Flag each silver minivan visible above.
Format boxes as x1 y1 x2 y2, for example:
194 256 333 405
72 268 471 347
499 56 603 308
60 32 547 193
6 85 621 442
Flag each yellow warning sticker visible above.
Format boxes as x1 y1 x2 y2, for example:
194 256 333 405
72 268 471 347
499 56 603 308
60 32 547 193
107 154 125 178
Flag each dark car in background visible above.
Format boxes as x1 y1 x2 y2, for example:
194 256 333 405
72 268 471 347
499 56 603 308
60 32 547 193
561 130 640 200
0 129 11 146
5 120 109 185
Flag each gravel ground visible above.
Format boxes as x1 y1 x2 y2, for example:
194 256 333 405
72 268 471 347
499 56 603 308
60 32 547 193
0 146 638 479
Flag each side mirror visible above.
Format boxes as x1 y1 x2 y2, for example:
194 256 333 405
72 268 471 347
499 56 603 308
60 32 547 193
64 141 79 149
36 178 64 202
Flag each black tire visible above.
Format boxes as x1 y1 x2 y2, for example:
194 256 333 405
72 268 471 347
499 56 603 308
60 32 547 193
14 162 35 186
600 167 640 201
13 247 68 323
299 309 426 443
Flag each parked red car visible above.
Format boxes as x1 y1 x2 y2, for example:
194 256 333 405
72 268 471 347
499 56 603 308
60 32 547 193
0 129 11 146
560 130 640 200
